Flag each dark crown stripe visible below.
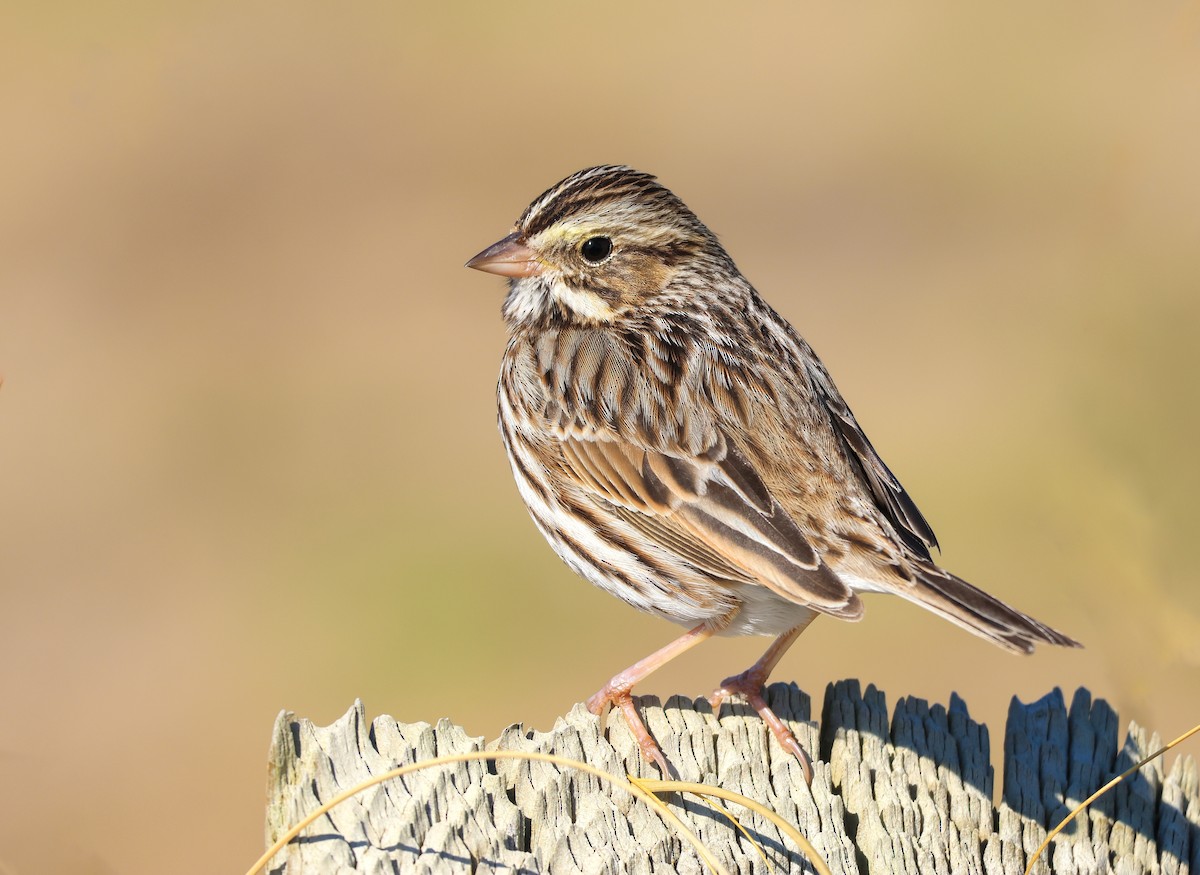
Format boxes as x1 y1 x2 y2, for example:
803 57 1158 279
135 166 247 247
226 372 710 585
519 166 662 235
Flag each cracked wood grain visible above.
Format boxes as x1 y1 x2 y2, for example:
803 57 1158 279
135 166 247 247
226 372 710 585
263 683 1199 874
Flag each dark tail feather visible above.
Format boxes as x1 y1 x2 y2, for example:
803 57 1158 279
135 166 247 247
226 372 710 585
902 564 1082 654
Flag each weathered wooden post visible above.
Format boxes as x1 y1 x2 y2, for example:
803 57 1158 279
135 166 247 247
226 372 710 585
263 683 1198 874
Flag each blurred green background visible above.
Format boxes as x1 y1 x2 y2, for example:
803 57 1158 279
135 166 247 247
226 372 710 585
3 3 1199 873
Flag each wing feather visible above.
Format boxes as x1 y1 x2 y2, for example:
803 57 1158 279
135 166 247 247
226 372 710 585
804 359 939 558
557 434 862 617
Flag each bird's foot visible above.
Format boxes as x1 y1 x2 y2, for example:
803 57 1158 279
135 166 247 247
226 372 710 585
587 683 670 775
709 670 814 785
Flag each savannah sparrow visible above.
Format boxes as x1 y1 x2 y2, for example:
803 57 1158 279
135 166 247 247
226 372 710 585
467 165 1079 780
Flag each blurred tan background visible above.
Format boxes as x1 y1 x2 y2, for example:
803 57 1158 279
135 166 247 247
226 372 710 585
3 3 1199 873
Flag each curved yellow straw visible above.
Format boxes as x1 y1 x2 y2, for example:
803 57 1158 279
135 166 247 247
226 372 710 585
634 778 833 875
1024 721 1200 874
246 750 729 875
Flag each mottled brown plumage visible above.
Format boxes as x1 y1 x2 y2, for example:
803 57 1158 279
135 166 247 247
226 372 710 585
468 165 1079 778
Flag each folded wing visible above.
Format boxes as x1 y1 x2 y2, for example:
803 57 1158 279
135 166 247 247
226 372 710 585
557 432 862 619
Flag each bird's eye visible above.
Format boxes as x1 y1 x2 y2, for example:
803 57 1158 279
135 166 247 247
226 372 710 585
579 236 613 263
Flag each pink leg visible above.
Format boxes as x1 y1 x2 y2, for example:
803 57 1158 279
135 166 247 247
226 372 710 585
709 616 817 784
587 619 727 773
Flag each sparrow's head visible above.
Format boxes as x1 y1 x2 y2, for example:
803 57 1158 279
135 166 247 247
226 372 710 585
467 166 733 328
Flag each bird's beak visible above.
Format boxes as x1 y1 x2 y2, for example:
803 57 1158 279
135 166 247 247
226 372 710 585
465 232 545 278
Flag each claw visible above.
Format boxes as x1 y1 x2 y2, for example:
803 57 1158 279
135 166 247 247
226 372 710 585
585 688 612 717
588 685 671 774
708 684 734 712
581 623 725 775
711 670 814 785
